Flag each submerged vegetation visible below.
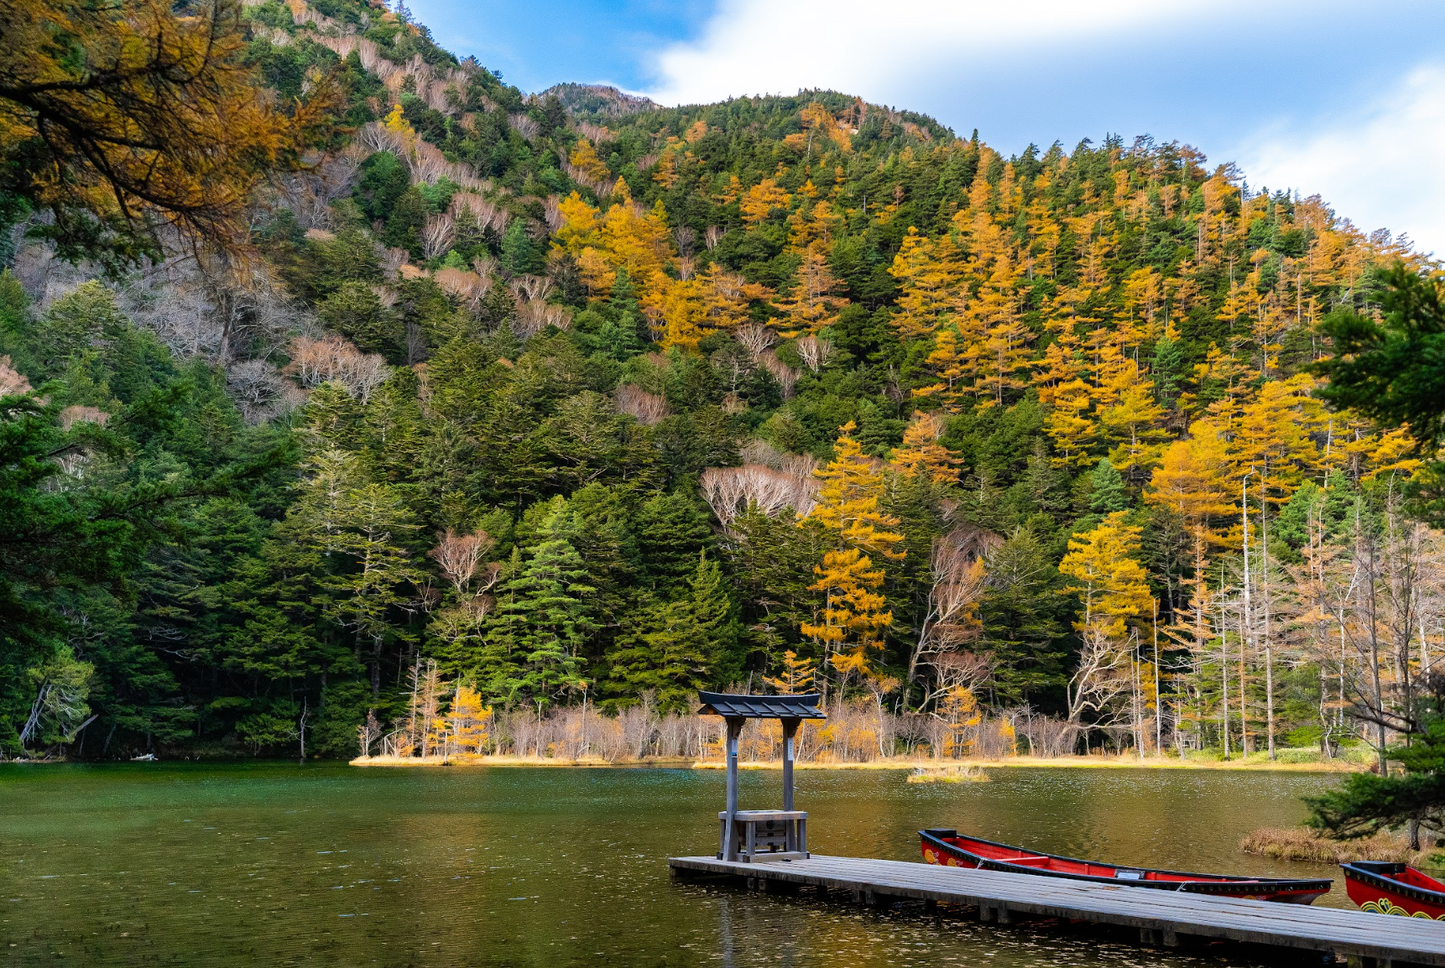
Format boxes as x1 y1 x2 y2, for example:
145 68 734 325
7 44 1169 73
1 0 1443 771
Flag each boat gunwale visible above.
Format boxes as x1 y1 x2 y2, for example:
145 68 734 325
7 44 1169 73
1343 861 1445 906
921 828 1333 896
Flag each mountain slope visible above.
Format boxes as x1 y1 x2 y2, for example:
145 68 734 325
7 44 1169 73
0 0 1433 761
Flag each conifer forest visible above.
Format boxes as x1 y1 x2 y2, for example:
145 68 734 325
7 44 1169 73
4 0 1444 767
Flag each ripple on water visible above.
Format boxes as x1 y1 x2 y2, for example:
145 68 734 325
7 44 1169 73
0 762 1345 966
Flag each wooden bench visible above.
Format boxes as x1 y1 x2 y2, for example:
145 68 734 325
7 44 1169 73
718 809 808 862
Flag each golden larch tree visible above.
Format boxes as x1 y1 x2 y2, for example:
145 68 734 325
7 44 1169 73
801 422 906 677
889 227 965 340
1058 512 1153 724
890 412 962 484
0 0 331 255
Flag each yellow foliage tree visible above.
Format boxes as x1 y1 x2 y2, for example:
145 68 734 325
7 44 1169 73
701 265 771 331
912 327 969 414
643 272 709 351
1044 378 1097 467
554 189 675 310
1059 512 1153 644
1099 368 1168 480
889 227 965 340
970 252 1030 405
800 422 906 676
776 246 848 336
938 685 982 758
1234 374 1323 503
0 0 331 255
810 422 905 558
1058 512 1153 723
1145 420 1236 681
554 191 602 253
447 684 492 755
762 650 818 693
798 102 852 154
568 138 611 185
802 547 893 678
890 412 961 484
740 177 790 226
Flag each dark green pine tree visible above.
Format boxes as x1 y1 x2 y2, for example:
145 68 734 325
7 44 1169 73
977 529 1069 709
1088 457 1127 514
606 553 737 711
1307 714 1445 850
384 184 429 255
634 491 714 592
317 281 399 358
1152 333 1185 411
499 218 542 275
473 547 527 705
496 507 595 708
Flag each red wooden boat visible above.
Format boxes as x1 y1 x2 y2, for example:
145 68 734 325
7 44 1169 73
921 829 1331 903
1343 861 1445 919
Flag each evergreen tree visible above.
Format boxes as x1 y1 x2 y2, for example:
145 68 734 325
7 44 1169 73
978 529 1069 707
1088 457 1127 514
493 507 595 707
607 553 736 710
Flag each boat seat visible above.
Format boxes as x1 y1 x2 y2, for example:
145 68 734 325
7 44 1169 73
1008 856 1051 867
1114 869 1145 880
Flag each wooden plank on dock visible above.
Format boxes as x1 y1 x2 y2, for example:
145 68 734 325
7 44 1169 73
668 854 1445 966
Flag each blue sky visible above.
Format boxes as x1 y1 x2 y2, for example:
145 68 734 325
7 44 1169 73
410 0 1445 254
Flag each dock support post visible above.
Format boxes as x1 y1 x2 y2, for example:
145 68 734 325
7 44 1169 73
782 717 804 856
1139 927 1180 949
979 905 1011 925
782 718 798 812
722 717 743 861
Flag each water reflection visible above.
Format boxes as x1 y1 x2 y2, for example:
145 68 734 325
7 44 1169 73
0 764 1344 966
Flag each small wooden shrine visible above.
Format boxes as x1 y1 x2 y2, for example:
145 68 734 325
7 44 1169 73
697 690 826 862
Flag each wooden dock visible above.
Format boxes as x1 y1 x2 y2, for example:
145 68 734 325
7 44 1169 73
669 853 1445 967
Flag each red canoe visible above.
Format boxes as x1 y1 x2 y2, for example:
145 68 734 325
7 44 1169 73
1343 861 1445 919
921 829 1331 903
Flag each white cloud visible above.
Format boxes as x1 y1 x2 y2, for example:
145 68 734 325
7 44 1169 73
1231 64 1445 257
642 0 1289 107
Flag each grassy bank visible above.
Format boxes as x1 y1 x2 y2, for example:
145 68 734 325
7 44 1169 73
693 753 1363 772
1241 826 1438 867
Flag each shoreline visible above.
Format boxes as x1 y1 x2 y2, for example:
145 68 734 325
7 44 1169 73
347 753 1364 773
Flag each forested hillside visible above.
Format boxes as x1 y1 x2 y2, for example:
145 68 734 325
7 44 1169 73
1 0 1438 761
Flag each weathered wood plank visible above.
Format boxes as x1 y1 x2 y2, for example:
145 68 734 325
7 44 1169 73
667 854 1445 966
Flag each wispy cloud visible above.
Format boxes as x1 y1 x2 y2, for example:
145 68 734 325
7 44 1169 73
1230 64 1445 256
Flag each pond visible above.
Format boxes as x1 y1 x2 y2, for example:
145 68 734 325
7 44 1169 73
0 763 1347 967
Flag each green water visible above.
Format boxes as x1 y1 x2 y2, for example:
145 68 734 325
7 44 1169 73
0 763 1347 967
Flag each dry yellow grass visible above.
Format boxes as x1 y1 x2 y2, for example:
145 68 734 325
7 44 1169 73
907 764 990 784
690 754 1362 773
1240 826 1434 867
351 752 1364 773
